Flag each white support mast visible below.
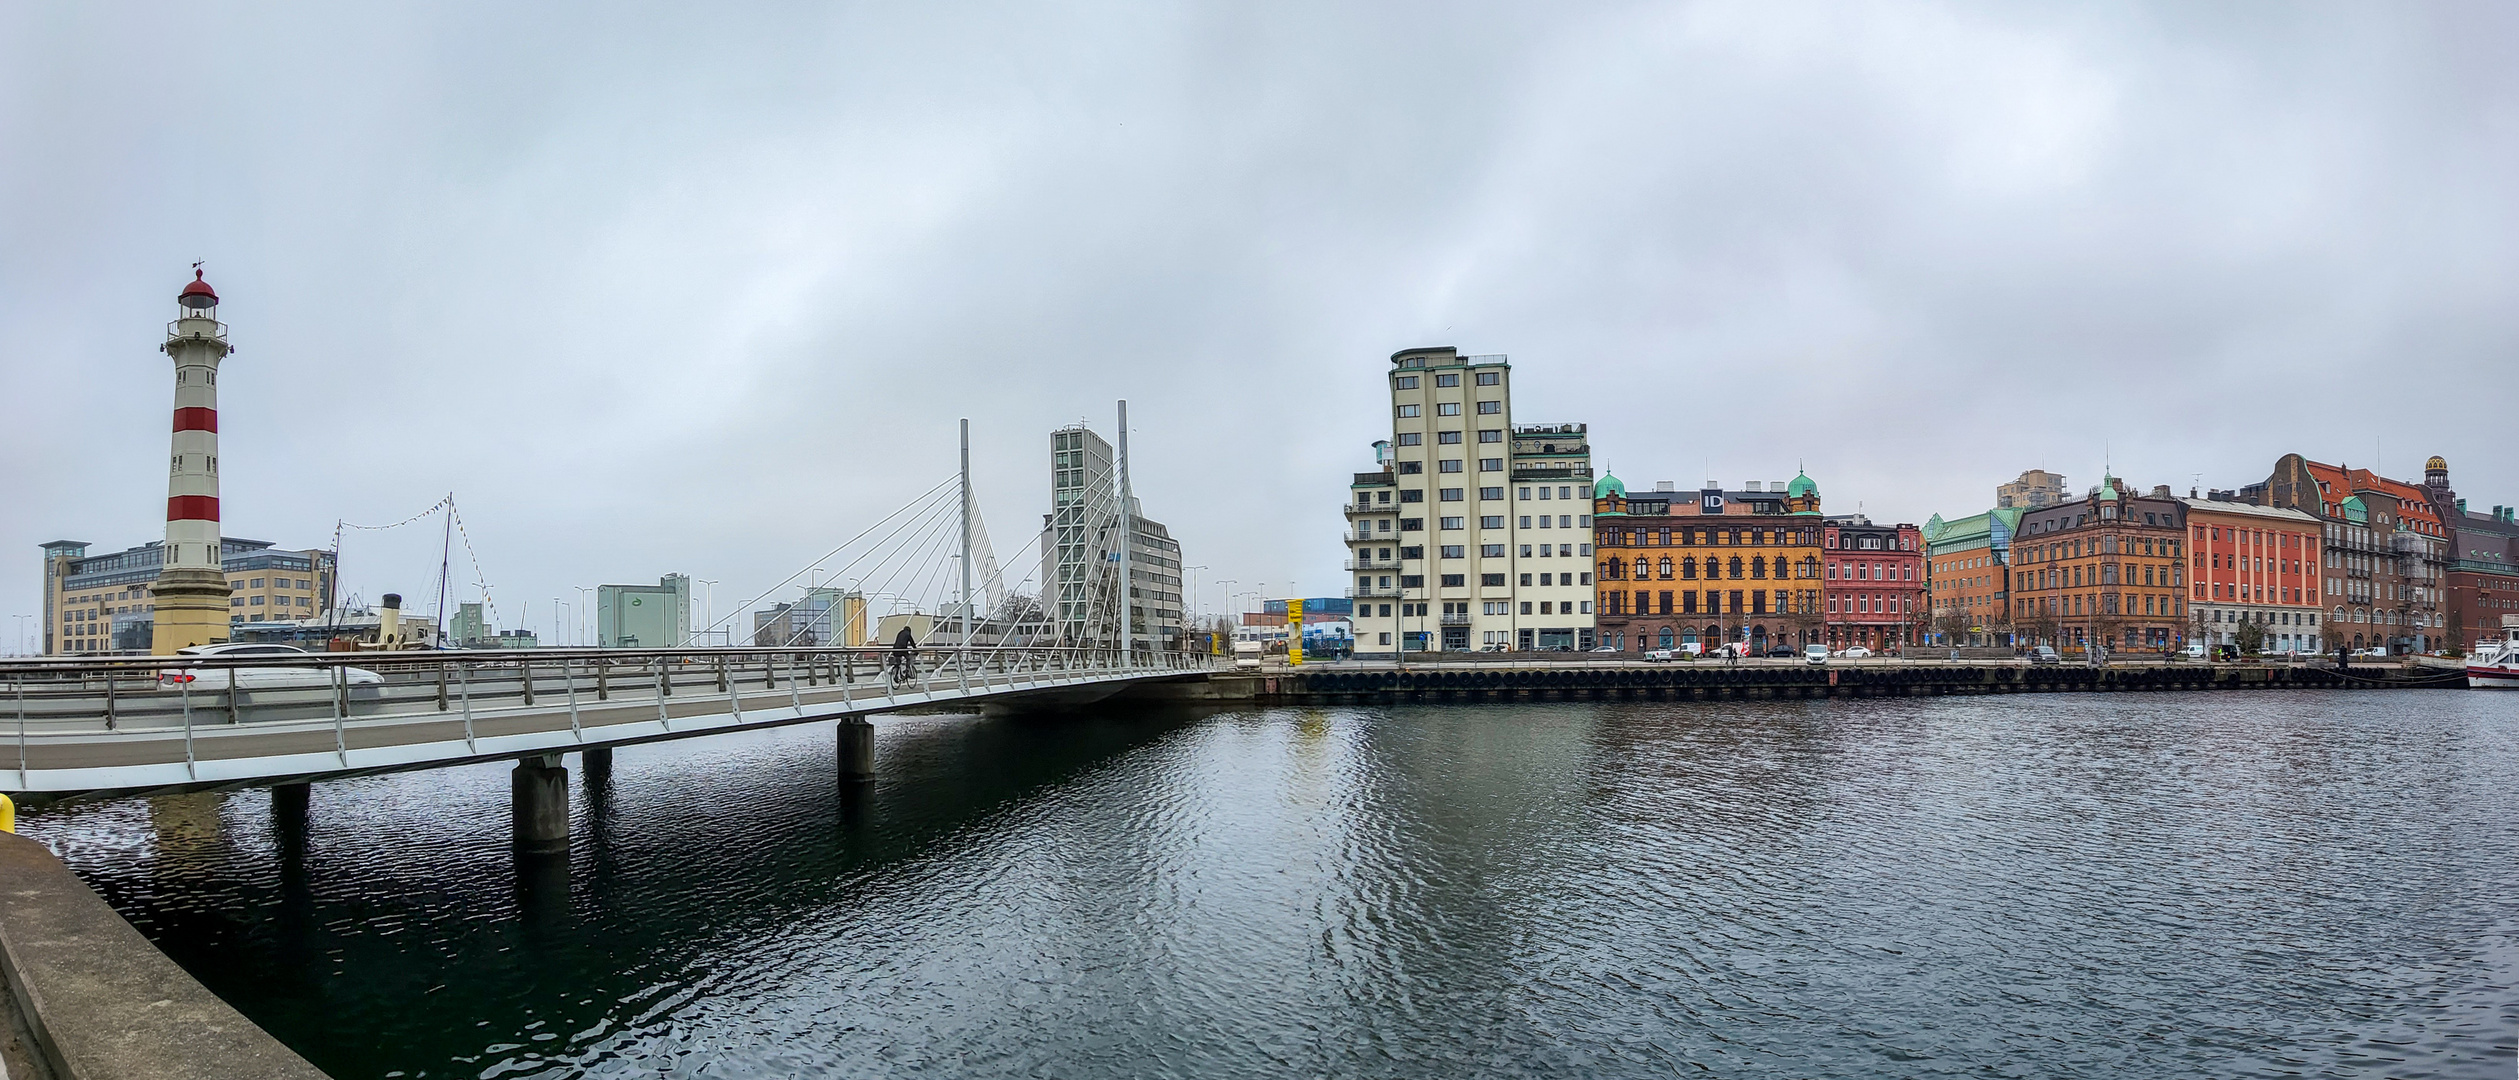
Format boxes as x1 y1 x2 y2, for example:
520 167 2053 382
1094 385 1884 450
1116 399 1132 665
960 418 974 673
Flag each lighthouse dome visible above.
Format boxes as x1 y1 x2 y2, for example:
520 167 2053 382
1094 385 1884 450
178 269 218 310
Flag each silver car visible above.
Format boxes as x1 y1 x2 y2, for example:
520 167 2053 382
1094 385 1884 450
158 643 383 691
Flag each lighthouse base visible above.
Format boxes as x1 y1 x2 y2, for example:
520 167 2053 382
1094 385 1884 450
150 568 234 655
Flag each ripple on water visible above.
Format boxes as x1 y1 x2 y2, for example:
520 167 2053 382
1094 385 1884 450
19 691 2519 1079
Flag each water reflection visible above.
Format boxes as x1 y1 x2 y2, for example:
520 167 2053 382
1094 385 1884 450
19 694 2519 1079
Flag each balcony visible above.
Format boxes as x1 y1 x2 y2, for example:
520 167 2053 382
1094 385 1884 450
1512 466 1595 483
1439 613 1472 626
1346 585 1404 599
1344 558 1401 571
1344 502 1391 517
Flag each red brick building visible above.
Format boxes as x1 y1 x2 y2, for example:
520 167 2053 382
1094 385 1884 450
1822 517 1923 652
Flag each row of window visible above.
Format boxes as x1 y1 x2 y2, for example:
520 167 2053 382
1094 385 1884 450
1602 589 1818 616
1395 401 1504 417
1605 555 1822 581
1393 371 1503 389
1395 430 1505 446
1603 527 1819 548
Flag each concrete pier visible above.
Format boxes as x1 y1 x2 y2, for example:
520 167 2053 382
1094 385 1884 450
0 832 331 1079
837 720 875 780
271 782 310 830
581 746 613 785
510 756 569 852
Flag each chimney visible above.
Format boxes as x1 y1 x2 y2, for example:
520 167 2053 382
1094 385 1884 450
1655 481 1675 492
1745 481 1762 492
378 593 403 649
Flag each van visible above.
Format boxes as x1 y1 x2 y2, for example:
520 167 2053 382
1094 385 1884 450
2029 645 2061 666
1803 644 1829 665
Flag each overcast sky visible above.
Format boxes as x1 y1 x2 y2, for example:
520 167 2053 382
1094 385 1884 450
4 1 2514 645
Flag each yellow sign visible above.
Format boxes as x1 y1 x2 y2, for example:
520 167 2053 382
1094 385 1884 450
1287 599 1304 667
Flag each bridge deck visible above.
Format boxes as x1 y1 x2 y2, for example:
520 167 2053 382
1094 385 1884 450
2 648 1201 797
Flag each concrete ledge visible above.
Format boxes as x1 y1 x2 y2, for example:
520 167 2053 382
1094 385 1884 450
0 832 329 1080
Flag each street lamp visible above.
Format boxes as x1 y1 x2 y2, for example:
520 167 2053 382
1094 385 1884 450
574 586 593 647
697 578 720 647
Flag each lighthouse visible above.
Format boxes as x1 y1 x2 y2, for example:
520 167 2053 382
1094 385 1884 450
152 267 235 654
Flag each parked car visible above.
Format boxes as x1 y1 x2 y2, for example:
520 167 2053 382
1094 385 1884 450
2181 643 2207 659
158 643 382 691
2029 645 2062 666
2352 647 2389 658
1644 649 1678 662
1837 646 1873 659
1589 645 1620 653
1803 644 1829 665
1709 643 1750 659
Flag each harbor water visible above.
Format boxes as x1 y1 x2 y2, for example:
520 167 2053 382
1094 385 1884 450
20 691 2518 1078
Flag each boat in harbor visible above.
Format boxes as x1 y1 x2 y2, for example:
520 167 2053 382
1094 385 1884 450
2467 616 2519 689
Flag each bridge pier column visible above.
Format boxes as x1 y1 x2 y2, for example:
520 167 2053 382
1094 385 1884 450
581 746 613 784
838 719 875 781
271 782 309 830
511 755 570 852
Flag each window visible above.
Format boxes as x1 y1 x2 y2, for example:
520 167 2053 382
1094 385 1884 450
1476 371 1500 386
1439 459 1463 473
1578 572 1592 585
1440 516 1465 529
1401 575 1425 588
1520 573 1534 586
250 595 266 605
1436 402 1462 416
1440 545 1465 559
1559 516 1574 528
1480 488 1504 501
1520 516 1533 528
1400 488 1423 502
1401 519 1424 531
1400 546 1423 559
1577 516 1590 527
1435 373 1461 387
1396 432 1422 446
1520 602 1534 615
1395 376 1419 389
1579 601 1592 614
1536 487 1552 501
250 578 265 588
1479 458 1503 472
1477 401 1502 414
1398 461 1423 474
1481 544 1506 557
1479 429 1502 443
1397 404 1420 417
1441 574 1465 587
1539 573 1554 586
1440 488 1464 501
1519 545 1533 557
1481 573 1506 586
1519 487 1532 500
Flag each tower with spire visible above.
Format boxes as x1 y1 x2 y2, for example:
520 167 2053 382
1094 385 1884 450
152 268 235 653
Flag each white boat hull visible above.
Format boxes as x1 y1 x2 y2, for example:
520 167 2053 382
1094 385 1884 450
2465 665 2519 689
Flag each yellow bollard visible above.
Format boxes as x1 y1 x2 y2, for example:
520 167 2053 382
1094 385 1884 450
0 792 14 833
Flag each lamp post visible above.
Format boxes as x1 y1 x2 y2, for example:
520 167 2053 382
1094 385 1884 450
573 587 592 647
697 579 720 648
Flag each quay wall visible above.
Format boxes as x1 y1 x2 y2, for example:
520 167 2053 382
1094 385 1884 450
0 832 329 1080
1158 662 2463 707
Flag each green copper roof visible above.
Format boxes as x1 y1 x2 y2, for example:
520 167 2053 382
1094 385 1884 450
2097 474 2120 501
2340 495 2368 523
1786 471 1816 498
1594 472 1625 499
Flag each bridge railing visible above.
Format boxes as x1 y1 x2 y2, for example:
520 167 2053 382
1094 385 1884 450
0 645 1210 749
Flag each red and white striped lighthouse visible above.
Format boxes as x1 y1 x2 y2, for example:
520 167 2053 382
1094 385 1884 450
151 267 235 654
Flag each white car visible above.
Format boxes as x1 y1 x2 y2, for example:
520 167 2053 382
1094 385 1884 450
1643 649 1678 662
1803 644 1829 665
1837 646 1872 658
159 643 383 691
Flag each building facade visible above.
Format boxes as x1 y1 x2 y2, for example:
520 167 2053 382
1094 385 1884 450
1346 347 1593 655
597 574 691 648
2423 457 2519 653
1048 424 1183 652
1592 474 1825 655
2254 454 2448 653
2010 478 2188 651
2181 496 2324 653
1821 516 1924 652
39 538 335 655
1996 469 2068 511
1922 507 2020 646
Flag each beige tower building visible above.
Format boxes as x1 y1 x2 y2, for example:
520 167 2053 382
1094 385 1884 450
153 269 235 654
1347 347 1594 655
